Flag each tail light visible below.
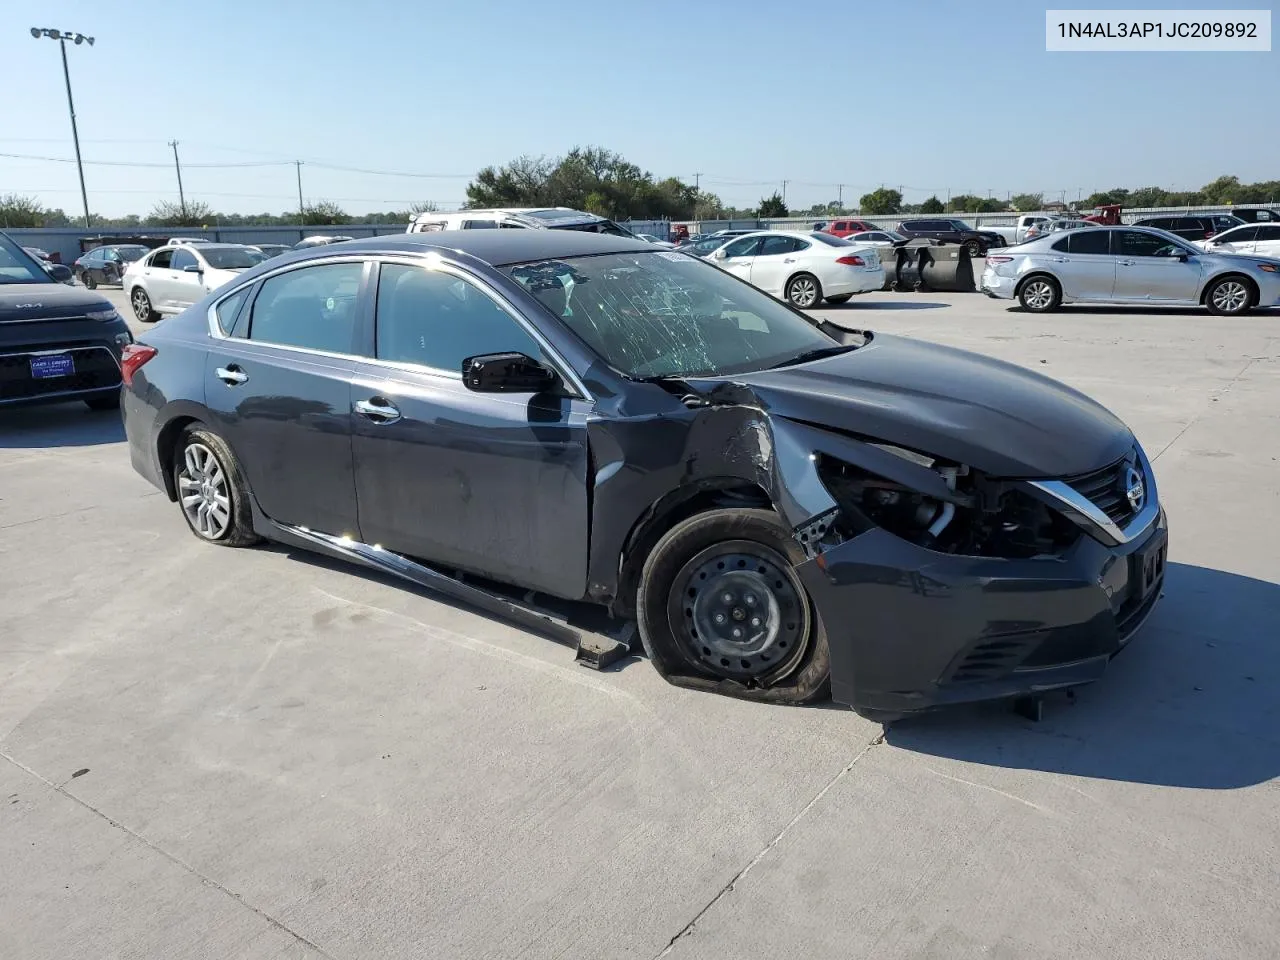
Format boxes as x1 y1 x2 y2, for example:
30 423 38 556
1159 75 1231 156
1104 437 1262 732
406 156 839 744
1205 230 1214 239
120 343 157 387
986 256 1014 265
836 255 866 266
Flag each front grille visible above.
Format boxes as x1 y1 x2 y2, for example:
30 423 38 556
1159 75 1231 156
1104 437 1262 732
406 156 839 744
1066 454 1137 524
0 346 120 402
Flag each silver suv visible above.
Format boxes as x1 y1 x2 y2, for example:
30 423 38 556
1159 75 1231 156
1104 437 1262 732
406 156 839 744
981 225 1280 316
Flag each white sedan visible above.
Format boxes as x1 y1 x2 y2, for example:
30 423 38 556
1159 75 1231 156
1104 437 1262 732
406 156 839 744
1196 223 1280 258
124 243 265 322
708 231 883 307
847 229 909 248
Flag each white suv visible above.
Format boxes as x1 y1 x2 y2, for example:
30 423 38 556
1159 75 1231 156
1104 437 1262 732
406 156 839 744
407 207 635 236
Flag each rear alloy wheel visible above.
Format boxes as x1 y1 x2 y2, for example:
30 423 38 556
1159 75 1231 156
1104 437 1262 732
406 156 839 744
173 428 260 547
131 287 159 323
786 273 823 309
1018 276 1061 313
1205 276 1254 316
637 508 830 704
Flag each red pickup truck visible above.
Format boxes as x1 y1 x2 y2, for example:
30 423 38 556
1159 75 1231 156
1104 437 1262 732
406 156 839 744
822 218 881 237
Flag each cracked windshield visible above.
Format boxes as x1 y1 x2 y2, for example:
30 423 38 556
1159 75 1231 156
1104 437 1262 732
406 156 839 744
507 252 842 378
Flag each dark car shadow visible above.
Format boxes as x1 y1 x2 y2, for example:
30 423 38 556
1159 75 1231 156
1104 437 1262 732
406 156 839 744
0 403 125 448
266 543 646 672
887 562 1280 789
826 299 951 311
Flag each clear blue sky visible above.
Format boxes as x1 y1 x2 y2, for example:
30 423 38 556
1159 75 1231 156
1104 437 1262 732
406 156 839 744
3 0 1276 217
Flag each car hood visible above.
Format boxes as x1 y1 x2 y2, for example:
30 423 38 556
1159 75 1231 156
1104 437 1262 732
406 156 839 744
687 333 1133 478
0 282 115 321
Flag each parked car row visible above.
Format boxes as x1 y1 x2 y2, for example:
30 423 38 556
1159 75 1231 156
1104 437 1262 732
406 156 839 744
981 224 1280 316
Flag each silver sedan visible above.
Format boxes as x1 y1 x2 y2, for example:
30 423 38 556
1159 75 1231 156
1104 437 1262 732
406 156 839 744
981 225 1280 316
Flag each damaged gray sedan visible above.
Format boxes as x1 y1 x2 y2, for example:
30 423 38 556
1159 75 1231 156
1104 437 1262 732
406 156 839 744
121 231 1168 719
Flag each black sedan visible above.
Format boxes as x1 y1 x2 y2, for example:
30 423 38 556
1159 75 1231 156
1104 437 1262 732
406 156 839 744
73 244 150 288
121 230 1167 719
1 230 133 410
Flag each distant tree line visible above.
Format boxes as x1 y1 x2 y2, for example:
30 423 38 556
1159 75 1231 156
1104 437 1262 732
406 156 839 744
5 168 1278 231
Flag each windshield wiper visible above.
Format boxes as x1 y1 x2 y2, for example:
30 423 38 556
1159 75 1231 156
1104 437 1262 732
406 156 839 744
766 345 856 370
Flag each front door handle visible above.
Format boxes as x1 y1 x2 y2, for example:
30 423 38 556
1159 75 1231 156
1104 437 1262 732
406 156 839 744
215 365 248 385
354 397 401 423
1117 259 1136 266
783 258 797 263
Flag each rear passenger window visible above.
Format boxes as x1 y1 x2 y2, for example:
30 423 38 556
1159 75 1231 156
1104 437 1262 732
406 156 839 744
1050 237 1070 252
248 262 364 353
1256 226 1280 241
461 220 498 229
215 288 250 335
150 249 173 269
375 263 542 374
1067 230 1111 255
759 236 800 256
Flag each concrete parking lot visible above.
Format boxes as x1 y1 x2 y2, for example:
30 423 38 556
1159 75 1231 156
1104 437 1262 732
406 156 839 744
2 286 1278 959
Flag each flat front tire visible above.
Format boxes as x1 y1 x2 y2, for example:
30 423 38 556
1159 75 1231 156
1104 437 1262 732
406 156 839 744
637 508 830 704
173 427 260 547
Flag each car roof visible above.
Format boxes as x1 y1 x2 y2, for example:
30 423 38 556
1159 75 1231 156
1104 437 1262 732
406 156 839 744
332 230 653 266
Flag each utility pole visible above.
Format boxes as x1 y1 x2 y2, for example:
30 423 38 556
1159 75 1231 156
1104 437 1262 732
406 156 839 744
169 140 187 219
837 184 843 210
31 28 94 228
295 161 305 226
781 180 789 206
693 172 701 191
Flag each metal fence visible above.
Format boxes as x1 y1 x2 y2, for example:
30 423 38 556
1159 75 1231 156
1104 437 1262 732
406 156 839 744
5 224 408 265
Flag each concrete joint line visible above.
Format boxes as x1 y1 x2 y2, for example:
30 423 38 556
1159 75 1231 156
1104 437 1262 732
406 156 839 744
653 732 885 958
0 750 339 960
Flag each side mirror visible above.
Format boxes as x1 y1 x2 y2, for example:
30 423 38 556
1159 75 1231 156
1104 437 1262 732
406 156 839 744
47 263 73 283
712 248 728 260
462 352 557 393
183 263 203 273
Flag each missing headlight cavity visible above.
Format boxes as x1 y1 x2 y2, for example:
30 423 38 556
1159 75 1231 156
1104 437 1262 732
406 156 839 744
814 455 1080 559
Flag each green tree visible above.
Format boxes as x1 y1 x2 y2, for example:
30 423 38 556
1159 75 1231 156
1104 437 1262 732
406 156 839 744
146 199 215 227
918 195 944 214
859 188 902 215
1009 193 1043 211
1084 188 1130 208
302 200 349 226
1128 186 1169 208
0 193 48 228
757 192 788 217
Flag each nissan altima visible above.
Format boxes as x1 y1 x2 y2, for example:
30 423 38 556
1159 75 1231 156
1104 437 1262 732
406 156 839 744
121 231 1167 719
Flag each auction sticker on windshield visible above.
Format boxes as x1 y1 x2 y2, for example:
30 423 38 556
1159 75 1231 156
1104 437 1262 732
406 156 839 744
1046 9 1271 51
656 252 694 261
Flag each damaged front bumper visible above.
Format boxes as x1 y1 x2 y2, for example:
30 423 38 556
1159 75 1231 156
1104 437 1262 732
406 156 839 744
796 507 1168 715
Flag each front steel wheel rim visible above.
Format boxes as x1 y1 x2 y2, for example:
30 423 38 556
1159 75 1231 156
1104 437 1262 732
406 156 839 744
1025 281 1053 309
790 278 818 307
132 289 150 320
671 541 811 684
178 442 231 540
1212 281 1247 313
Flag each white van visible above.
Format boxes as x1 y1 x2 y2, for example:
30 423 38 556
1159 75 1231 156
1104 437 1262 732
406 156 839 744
406 207 636 237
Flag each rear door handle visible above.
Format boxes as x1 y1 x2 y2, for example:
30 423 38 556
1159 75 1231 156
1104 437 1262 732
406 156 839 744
1048 256 1069 262
1117 259 1136 266
354 397 401 423
215 365 248 385
783 258 797 263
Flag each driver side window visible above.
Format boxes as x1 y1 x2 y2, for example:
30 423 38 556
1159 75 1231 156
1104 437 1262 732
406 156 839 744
1116 231 1182 258
722 236 762 258
375 263 542 374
